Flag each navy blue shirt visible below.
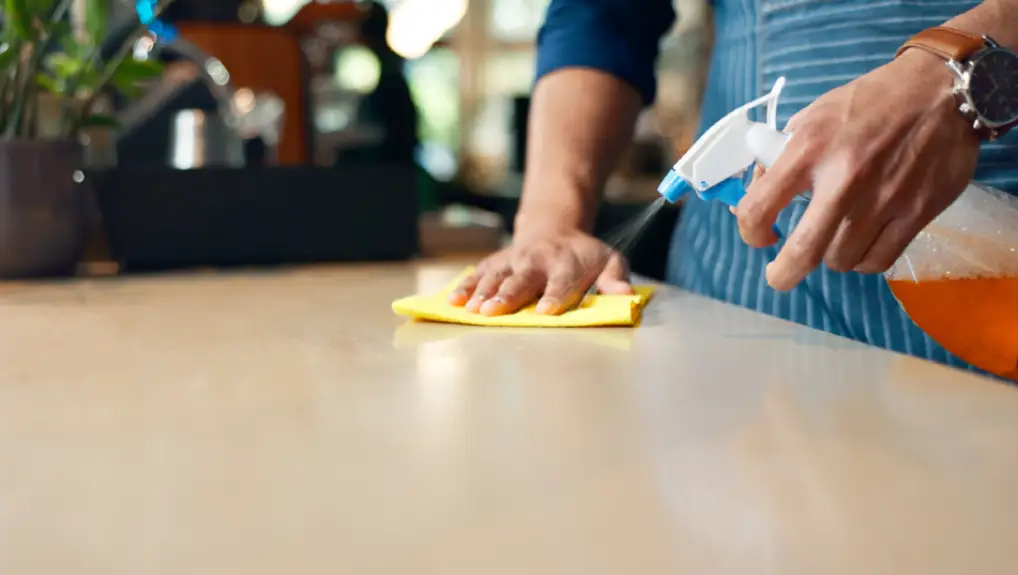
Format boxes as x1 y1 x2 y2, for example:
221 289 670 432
534 0 1018 375
536 0 676 106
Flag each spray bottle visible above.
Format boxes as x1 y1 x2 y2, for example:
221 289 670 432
657 77 792 211
656 75 1018 381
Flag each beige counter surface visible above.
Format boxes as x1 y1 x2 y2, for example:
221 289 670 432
1 261 1017 574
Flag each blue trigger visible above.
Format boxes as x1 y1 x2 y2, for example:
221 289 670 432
698 177 784 239
696 177 746 207
656 173 784 239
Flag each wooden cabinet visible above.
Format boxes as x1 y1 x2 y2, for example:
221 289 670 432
176 24 309 165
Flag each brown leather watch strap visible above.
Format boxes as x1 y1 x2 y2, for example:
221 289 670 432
896 26 986 61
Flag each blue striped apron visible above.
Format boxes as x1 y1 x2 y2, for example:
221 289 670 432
666 0 1018 375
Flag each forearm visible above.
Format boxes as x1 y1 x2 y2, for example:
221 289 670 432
515 0 675 236
515 68 643 235
943 0 1018 49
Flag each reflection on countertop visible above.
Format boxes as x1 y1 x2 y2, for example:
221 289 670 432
0 262 1016 573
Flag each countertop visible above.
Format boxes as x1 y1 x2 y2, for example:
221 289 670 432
1 261 1017 574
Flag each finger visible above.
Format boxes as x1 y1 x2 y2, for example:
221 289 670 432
536 258 586 315
854 217 925 275
750 163 766 185
737 139 814 248
595 252 635 295
784 109 809 133
818 145 924 272
465 267 511 313
766 177 851 291
732 164 767 215
823 208 890 273
479 267 545 316
784 97 826 133
448 271 483 305
734 165 768 215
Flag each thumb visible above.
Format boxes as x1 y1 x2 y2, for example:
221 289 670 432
595 252 635 295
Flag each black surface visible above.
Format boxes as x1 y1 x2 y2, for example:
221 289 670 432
92 165 419 272
162 0 250 23
510 96 529 173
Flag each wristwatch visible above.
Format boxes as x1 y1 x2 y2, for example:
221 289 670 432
897 26 1018 141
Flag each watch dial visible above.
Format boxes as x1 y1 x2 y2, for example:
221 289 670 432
968 48 1018 126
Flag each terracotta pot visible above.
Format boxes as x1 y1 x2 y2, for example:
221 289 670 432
0 140 94 278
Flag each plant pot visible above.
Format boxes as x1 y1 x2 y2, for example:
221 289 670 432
0 140 94 278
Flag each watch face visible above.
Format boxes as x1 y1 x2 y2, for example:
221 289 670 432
968 48 1018 126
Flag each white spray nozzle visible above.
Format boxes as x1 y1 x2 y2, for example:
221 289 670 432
657 77 791 204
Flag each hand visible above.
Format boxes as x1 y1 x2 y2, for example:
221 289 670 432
734 49 981 290
447 228 633 316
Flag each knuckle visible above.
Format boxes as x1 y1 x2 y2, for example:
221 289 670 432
545 272 581 297
516 245 556 268
454 278 478 292
897 204 925 229
824 251 855 273
509 267 543 289
551 248 583 274
907 200 938 225
495 281 524 301
791 118 826 145
825 146 868 188
783 235 823 267
477 250 509 270
489 267 512 282
474 275 505 298
738 200 771 230
856 255 894 275
548 265 580 286
474 286 495 298
871 256 897 273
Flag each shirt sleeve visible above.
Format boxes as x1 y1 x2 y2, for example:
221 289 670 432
535 0 678 106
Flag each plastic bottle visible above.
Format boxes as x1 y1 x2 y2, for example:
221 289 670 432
744 115 1018 380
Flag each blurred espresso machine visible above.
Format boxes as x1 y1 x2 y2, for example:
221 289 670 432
112 0 366 168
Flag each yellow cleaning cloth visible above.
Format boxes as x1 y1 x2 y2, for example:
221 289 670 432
391 268 655 327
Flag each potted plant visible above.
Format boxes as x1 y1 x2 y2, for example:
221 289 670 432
0 0 171 278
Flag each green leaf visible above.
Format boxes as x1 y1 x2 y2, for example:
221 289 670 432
25 0 57 16
108 57 162 99
79 114 118 128
35 72 62 93
83 0 108 47
4 0 34 40
110 77 143 98
44 52 86 79
114 57 164 81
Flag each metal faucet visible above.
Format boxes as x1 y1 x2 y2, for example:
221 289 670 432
123 32 285 150
105 1 285 158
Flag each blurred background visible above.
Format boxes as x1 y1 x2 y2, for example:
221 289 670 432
64 0 712 279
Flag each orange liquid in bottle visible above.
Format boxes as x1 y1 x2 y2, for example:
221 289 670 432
888 277 1018 381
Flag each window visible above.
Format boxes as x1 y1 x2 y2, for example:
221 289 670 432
406 47 461 179
488 0 549 43
466 49 535 181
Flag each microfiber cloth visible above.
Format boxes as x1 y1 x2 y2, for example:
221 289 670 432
391 267 655 327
